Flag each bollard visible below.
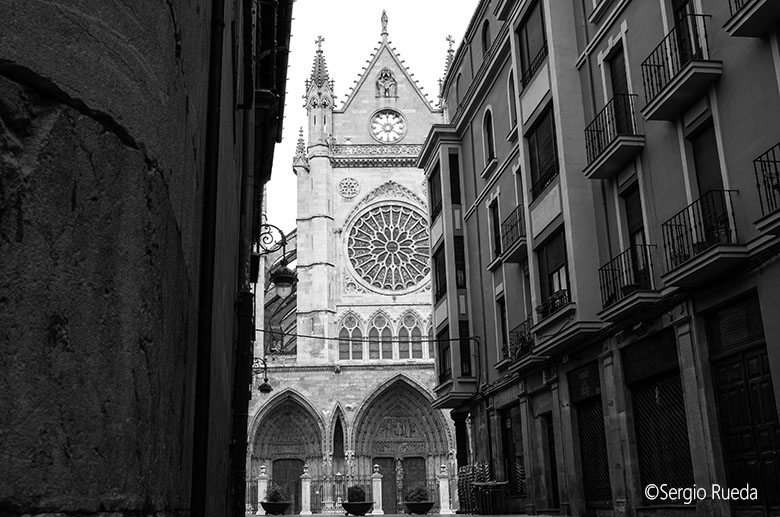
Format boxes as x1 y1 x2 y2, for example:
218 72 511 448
256 465 268 515
437 464 455 514
301 464 312 515
371 464 384 515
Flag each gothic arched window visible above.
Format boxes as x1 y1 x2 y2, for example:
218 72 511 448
368 313 392 359
398 313 423 359
483 109 495 163
339 313 363 360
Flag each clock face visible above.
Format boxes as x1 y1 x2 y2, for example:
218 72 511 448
370 109 406 143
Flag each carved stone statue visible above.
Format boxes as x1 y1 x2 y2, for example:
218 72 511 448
376 69 397 97
381 10 388 34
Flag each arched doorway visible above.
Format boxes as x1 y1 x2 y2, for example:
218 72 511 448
253 394 324 513
353 377 451 513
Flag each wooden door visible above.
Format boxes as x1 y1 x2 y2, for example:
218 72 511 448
713 347 780 516
272 459 304 514
373 457 397 513
402 457 427 500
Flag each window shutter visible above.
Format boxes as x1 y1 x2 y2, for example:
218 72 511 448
624 186 644 237
691 124 723 195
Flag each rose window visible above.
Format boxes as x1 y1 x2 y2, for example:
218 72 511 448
339 177 360 199
347 205 430 293
370 109 406 143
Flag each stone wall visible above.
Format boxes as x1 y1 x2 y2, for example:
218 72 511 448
0 1 221 515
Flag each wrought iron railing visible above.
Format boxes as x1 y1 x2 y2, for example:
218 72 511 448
508 319 533 362
520 44 549 87
641 14 712 105
501 205 525 252
536 289 570 320
585 94 640 164
754 141 780 217
728 0 755 17
662 190 739 271
598 244 655 309
530 158 560 200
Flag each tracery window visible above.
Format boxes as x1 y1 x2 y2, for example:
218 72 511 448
368 313 393 359
339 313 363 360
347 204 430 294
398 313 423 359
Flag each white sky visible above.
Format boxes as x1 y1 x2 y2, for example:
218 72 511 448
266 0 480 232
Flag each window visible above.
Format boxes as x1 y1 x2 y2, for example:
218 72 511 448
339 313 363 360
398 312 423 360
483 110 496 163
449 151 462 204
490 200 502 258
368 313 392 360
454 236 467 288
429 164 443 219
497 297 509 358
481 20 491 56
437 326 452 383
537 230 568 317
517 1 547 87
623 184 645 247
428 324 435 360
528 106 558 199
508 72 518 128
433 244 447 303
459 320 472 376
455 73 463 106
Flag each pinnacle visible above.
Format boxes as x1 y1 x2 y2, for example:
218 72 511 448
308 36 331 89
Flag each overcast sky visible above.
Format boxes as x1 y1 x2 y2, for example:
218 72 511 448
266 0 480 232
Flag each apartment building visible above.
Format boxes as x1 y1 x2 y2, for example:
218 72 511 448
418 1 780 516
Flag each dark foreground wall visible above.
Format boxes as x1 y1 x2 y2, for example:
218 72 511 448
0 1 211 514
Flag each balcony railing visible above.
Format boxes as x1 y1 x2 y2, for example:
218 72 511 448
585 94 640 164
520 44 549 88
530 158 560 200
501 205 526 251
536 289 570 320
508 318 533 362
641 14 712 104
754 141 780 217
728 0 754 16
662 190 739 271
598 245 656 309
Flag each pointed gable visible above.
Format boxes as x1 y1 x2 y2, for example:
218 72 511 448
332 27 443 145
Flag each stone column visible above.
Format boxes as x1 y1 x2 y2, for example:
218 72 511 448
518 393 536 515
256 465 268 515
600 346 629 517
451 411 470 467
371 464 383 515
549 379 570 516
437 464 455 514
301 464 312 515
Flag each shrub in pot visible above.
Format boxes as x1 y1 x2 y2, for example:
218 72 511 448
404 485 434 515
342 485 373 516
261 484 291 515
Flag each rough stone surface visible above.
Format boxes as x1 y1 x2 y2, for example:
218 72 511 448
0 0 213 514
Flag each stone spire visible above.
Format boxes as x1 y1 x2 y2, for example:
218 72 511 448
293 128 309 172
307 36 330 89
439 35 456 106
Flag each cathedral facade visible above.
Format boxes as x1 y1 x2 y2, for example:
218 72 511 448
247 17 455 515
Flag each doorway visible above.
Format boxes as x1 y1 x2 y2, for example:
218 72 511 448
272 459 304 514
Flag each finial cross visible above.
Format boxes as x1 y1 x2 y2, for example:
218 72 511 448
315 35 325 50
446 35 455 50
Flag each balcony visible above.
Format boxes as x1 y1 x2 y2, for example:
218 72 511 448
501 205 527 262
661 190 748 287
584 94 645 180
433 338 478 409
724 0 780 38
754 141 780 235
641 14 722 121
536 289 571 320
598 245 662 322
530 158 560 200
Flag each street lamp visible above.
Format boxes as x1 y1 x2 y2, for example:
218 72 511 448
251 217 296 393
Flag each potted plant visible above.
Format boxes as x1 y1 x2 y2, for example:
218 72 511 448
342 485 373 516
261 484 291 515
403 485 434 515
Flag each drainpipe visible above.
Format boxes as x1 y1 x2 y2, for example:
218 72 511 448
191 0 226 514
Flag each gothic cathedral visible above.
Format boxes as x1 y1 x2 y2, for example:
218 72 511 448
247 14 456 515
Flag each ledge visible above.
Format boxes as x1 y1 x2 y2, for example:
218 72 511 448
480 157 499 178
755 209 780 236
723 0 780 38
589 0 613 24
641 60 722 121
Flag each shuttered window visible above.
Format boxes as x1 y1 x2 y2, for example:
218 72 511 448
691 123 724 195
518 1 546 83
528 106 558 197
538 230 568 301
623 185 645 246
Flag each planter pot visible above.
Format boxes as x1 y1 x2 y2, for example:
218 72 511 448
261 501 291 515
342 501 374 516
404 501 435 515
